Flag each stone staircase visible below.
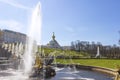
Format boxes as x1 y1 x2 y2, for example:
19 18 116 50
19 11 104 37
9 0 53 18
0 43 24 69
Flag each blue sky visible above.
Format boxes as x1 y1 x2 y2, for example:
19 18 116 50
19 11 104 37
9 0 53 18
0 0 120 46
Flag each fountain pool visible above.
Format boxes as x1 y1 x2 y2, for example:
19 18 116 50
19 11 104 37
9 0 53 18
0 67 114 80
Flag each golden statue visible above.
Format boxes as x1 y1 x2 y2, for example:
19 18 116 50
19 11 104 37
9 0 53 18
30 52 56 78
34 54 42 69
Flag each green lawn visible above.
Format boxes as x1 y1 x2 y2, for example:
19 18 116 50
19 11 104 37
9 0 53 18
55 59 120 69
41 48 120 69
40 47 90 57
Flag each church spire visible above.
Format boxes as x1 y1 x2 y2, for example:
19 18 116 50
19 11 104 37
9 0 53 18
52 32 55 40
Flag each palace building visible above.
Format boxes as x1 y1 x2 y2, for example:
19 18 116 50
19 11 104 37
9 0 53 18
0 29 27 44
47 32 61 49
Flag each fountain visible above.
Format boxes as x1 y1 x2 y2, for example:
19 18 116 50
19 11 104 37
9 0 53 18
23 2 42 75
95 46 101 58
23 1 56 79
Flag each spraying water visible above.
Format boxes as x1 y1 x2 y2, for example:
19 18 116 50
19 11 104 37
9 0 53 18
0 3 42 80
23 2 42 74
96 46 100 58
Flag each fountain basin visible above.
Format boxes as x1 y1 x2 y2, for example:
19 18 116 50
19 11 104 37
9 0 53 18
29 66 56 78
49 64 116 80
0 65 115 80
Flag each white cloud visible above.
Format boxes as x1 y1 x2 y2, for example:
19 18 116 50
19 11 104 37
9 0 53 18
0 0 31 10
64 26 74 33
65 26 90 33
0 20 25 32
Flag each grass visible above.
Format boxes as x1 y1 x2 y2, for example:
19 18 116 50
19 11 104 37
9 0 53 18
40 47 90 57
40 48 120 69
56 59 120 69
